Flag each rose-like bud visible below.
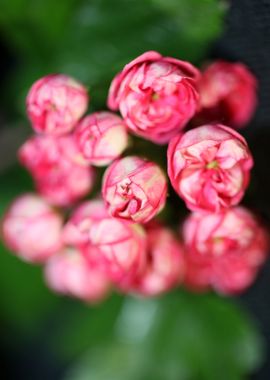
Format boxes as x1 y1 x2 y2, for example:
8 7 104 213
211 255 258 295
182 207 269 294
62 199 108 247
168 124 253 212
184 253 258 295
26 74 88 135
74 112 128 166
1 194 63 263
107 51 200 144
102 156 167 223
44 247 110 302
19 135 94 206
183 207 268 264
131 223 185 296
86 217 147 286
197 61 257 128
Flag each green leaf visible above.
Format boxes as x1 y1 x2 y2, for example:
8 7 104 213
0 165 33 214
50 293 124 359
65 291 264 380
0 241 59 333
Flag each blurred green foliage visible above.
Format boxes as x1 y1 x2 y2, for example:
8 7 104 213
66 293 263 380
0 1 265 379
0 0 225 116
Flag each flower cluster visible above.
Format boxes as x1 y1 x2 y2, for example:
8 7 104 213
1 51 268 302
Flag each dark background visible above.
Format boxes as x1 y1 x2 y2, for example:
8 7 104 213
215 2 270 379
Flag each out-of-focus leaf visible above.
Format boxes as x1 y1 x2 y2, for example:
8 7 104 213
50 293 124 359
0 0 226 116
0 242 59 333
152 0 226 45
0 0 78 56
65 291 264 380
0 165 32 214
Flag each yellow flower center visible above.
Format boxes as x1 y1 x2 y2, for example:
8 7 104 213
206 160 219 169
151 92 159 101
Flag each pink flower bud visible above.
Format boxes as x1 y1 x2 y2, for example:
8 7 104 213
26 74 88 135
74 112 128 166
183 257 212 293
197 61 257 128
183 207 268 263
102 156 167 223
167 124 253 212
62 199 108 247
182 207 269 294
107 51 200 144
86 217 147 286
131 223 185 296
19 135 94 206
1 194 63 263
184 254 258 295
212 256 258 295
44 247 110 302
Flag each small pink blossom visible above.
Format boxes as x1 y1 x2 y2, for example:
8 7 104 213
184 253 259 295
183 256 212 293
1 194 63 263
183 207 268 264
107 51 200 144
102 156 167 223
167 124 253 212
62 199 108 247
182 207 269 294
211 255 258 295
45 247 110 302
19 135 94 206
197 61 257 128
26 74 88 135
86 217 147 286
131 223 185 296
74 112 128 166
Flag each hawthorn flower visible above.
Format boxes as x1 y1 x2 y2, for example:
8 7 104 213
184 250 260 295
26 74 88 135
19 135 94 206
45 247 110 302
131 223 186 296
74 111 128 166
102 156 167 223
167 124 253 212
1 194 63 263
86 217 147 286
62 199 108 247
197 61 257 128
182 207 269 294
108 51 200 144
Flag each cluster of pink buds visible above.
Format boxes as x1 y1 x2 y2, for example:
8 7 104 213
1 51 268 302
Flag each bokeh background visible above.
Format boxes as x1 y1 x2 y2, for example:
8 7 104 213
0 1 270 379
